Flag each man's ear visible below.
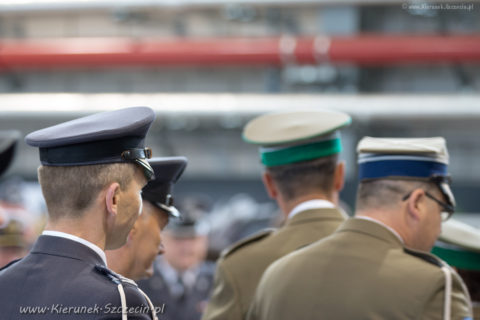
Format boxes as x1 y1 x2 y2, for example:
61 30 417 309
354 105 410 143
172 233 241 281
105 182 121 217
333 161 345 192
406 189 425 222
262 171 278 200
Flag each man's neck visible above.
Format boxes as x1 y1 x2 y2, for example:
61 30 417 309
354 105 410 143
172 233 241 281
105 249 131 277
282 192 336 218
355 210 407 244
44 218 106 250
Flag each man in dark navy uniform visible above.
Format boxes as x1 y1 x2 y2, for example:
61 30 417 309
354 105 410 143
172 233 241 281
107 156 188 281
0 107 158 319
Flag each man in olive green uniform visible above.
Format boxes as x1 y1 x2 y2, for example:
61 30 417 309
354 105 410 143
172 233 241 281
202 109 351 320
248 137 473 320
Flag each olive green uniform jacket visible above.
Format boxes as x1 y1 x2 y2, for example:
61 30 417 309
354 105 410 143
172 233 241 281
202 207 346 320
248 218 473 320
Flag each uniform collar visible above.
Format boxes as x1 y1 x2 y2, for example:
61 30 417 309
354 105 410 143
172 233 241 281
353 216 404 244
41 230 107 266
288 199 336 220
158 256 199 290
337 217 405 247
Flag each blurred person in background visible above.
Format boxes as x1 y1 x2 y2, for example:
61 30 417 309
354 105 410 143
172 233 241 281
107 156 188 280
0 130 19 179
0 210 28 268
138 197 215 320
248 137 472 320
0 202 43 268
0 130 30 268
202 109 351 320
432 218 480 319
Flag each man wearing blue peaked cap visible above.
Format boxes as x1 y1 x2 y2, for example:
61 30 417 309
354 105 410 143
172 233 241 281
248 136 473 320
0 107 159 319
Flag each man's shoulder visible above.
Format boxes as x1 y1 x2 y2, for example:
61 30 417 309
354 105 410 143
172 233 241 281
403 247 444 268
83 266 153 317
0 260 152 319
378 246 448 285
220 228 276 260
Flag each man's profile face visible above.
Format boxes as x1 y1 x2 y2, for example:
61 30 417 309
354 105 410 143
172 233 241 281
110 168 148 249
416 188 445 251
129 201 169 280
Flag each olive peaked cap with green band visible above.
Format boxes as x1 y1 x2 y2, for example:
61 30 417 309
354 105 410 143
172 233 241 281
25 106 156 181
242 109 351 167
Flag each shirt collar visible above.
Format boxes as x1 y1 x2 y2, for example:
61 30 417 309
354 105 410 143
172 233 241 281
288 199 336 220
159 256 199 289
354 216 405 244
42 230 108 266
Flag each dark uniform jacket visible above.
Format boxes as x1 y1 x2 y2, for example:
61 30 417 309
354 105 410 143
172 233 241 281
248 218 473 320
202 207 346 320
0 235 155 319
138 257 215 320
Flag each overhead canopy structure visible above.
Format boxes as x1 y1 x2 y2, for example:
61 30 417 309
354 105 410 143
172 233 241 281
0 0 471 12
0 93 478 120
0 35 479 70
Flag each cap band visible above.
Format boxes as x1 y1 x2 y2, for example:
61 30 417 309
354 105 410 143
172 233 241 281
432 244 480 271
358 157 448 181
134 158 155 181
40 136 154 180
157 203 181 219
40 136 145 166
260 137 341 167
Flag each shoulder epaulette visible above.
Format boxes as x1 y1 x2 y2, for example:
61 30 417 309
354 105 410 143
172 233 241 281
404 247 443 268
94 264 122 284
94 264 140 287
221 228 275 258
0 258 21 272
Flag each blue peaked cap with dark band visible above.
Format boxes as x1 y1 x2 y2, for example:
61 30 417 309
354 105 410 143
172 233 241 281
142 157 188 218
357 136 455 208
25 106 156 180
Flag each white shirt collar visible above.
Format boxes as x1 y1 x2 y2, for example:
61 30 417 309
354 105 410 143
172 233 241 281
42 230 108 266
354 216 405 244
288 199 336 220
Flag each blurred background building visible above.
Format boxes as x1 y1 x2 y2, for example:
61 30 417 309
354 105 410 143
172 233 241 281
0 0 479 252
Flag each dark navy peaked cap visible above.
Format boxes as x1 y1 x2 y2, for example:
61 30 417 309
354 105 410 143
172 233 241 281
25 106 156 180
142 156 188 218
0 130 20 177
